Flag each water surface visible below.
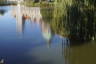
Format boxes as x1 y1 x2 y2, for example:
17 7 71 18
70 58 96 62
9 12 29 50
0 5 96 64
0 6 69 64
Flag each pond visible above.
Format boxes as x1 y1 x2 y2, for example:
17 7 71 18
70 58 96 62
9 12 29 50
0 4 96 64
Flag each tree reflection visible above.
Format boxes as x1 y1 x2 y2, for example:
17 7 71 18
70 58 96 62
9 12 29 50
0 10 6 15
41 0 96 43
67 0 96 42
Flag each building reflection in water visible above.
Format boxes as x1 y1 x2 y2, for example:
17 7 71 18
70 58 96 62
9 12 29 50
16 3 23 34
11 5 43 34
40 19 52 47
11 4 23 34
10 5 70 64
11 4 52 41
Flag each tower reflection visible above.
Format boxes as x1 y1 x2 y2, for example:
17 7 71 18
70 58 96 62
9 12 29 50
40 19 52 48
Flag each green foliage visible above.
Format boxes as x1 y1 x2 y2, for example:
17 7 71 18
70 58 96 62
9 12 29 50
67 0 96 41
23 1 54 7
41 0 96 41
50 0 73 36
0 0 17 5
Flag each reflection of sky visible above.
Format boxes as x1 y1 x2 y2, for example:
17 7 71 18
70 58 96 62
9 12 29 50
0 10 16 39
0 6 69 64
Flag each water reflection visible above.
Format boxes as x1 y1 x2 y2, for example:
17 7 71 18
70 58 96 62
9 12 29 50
0 10 6 15
41 20 52 42
11 4 52 44
0 6 8 16
1 4 96 64
0 5 70 64
11 5 42 35
69 41 96 64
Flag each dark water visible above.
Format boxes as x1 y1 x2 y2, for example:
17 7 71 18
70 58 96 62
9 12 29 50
69 41 96 64
0 5 96 64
